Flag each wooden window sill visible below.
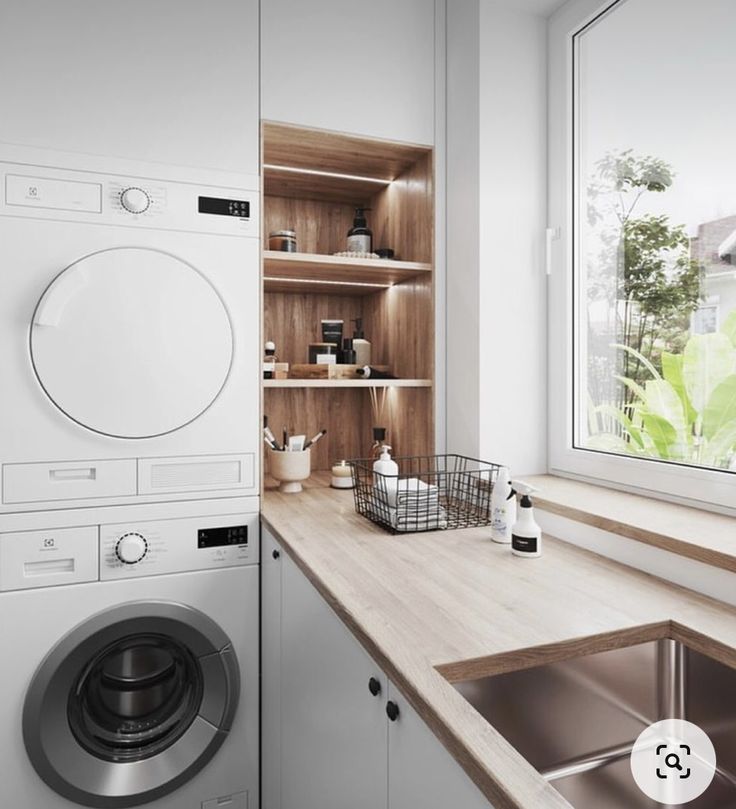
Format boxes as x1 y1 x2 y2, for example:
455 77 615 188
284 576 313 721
523 475 736 573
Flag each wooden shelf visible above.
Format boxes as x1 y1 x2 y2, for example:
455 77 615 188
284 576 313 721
263 251 431 294
263 165 384 205
264 379 433 389
263 121 431 181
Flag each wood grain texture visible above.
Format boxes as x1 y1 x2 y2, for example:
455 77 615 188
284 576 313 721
264 250 431 286
263 389 366 473
261 122 436 475
436 623 671 683
263 290 363 366
263 387 434 471
263 120 431 180
371 151 434 264
526 474 736 572
263 165 383 204
362 274 434 379
262 477 736 809
264 196 357 256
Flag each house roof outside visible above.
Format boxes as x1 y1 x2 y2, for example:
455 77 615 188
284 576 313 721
690 214 736 272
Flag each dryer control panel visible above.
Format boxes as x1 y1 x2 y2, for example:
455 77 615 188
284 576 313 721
0 161 259 237
100 512 259 580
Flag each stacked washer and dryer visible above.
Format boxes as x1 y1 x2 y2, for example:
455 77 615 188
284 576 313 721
0 148 262 809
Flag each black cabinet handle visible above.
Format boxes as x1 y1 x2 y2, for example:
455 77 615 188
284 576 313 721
386 700 400 722
272 549 280 559
368 677 381 697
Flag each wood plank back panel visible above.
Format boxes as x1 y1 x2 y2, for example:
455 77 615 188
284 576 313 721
263 291 364 366
370 387 435 461
264 387 434 472
370 151 434 264
264 196 357 256
362 275 434 379
264 387 367 472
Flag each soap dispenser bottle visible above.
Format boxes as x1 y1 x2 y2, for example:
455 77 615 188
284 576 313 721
352 318 372 366
347 207 373 253
263 340 277 379
490 467 516 544
373 444 399 501
510 482 542 558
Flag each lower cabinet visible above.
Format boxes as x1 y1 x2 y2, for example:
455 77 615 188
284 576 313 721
261 525 494 809
386 681 493 809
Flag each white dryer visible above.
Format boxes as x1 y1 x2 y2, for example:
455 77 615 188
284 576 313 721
0 499 259 808
0 156 260 514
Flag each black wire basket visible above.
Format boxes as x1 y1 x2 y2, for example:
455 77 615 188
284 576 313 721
350 454 503 534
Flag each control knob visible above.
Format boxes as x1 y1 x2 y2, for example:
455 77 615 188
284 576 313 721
120 186 151 214
115 532 148 564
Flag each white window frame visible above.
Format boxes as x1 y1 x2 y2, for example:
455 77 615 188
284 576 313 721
547 0 736 514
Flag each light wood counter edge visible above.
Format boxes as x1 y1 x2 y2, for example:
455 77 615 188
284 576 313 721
526 474 736 573
260 511 575 809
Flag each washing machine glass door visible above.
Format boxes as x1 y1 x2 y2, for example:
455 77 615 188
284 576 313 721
23 602 240 808
30 247 233 438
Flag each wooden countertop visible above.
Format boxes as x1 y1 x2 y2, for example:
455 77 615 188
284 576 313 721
261 476 736 809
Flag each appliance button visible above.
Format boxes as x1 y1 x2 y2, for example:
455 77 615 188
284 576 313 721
120 186 151 214
115 532 148 564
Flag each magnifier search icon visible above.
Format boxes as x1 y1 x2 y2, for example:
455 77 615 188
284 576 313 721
665 753 683 771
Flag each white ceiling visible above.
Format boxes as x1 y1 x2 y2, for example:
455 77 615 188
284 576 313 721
493 0 569 16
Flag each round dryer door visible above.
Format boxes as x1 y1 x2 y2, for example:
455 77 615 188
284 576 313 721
23 602 240 808
30 247 233 439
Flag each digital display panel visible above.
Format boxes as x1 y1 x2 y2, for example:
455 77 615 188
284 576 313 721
198 525 248 548
198 196 250 218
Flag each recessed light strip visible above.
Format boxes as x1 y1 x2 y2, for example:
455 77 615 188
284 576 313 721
264 276 391 289
263 164 392 185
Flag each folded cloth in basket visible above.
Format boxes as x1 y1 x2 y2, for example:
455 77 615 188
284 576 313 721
396 478 439 505
392 505 448 532
376 477 440 509
365 499 448 532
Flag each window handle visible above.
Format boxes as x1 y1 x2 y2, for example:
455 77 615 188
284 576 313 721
545 227 560 277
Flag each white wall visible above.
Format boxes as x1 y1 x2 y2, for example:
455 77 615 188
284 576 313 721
261 0 436 145
447 0 548 475
446 0 481 459
0 0 259 175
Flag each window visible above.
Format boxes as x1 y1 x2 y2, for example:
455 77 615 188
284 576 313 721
549 0 736 510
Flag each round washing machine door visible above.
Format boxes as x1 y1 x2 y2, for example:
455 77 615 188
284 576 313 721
23 602 240 808
30 247 233 439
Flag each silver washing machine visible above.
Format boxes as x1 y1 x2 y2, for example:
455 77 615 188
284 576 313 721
0 500 259 808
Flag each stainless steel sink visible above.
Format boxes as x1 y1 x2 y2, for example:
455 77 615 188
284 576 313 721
451 639 736 808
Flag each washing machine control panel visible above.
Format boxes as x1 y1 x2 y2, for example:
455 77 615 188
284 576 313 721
100 512 258 580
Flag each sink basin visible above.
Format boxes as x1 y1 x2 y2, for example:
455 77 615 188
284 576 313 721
451 639 736 808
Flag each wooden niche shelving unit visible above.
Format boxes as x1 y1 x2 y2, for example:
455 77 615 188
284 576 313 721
261 122 435 473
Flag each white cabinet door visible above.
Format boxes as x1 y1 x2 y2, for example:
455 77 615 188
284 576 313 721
280 552 388 809
261 0 436 145
0 0 259 174
387 682 495 809
261 525 283 809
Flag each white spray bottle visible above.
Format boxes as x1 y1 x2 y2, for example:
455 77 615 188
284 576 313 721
490 467 516 543
510 481 542 558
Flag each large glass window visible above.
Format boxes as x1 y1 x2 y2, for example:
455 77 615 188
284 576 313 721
574 0 736 476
